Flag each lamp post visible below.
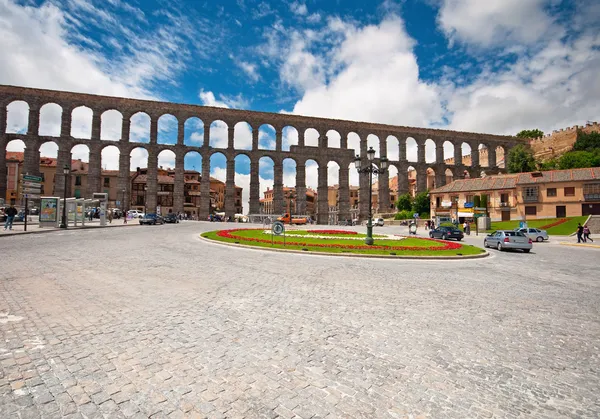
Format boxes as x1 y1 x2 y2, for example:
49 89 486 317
143 185 147 216
121 189 126 213
354 147 388 245
284 190 296 216
59 164 69 229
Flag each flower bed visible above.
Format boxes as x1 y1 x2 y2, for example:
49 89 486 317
539 218 567 229
217 229 462 251
305 230 358 235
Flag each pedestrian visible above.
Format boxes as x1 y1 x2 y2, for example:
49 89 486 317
466 221 471 235
576 223 584 243
463 221 467 233
123 211 128 224
108 210 113 224
3 204 18 231
583 224 593 243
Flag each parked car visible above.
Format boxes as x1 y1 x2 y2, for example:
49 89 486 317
514 227 549 242
127 210 144 219
163 213 179 223
429 226 464 241
484 230 532 252
139 213 164 225
374 218 384 226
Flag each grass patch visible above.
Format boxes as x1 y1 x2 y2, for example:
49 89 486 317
487 216 588 235
202 229 484 257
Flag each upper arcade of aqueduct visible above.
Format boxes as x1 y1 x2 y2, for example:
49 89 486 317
0 84 523 223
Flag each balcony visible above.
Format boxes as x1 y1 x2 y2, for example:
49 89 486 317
523 196 538 203
584 193 600 201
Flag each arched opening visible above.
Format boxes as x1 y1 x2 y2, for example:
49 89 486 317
101 145 120 170
71 144 91 199
39 141 58 192
326 130 341 148
5 101 29 134
157 114 178 145
443 141 455 164
234 121 252 150
282 126 298 152
258 124 276 150
462 142 472 166
427 167 436 190
445 168 454 184
496 146 506 168
425 139 436 163
209 120 228 149
305 159 318 218
184 151 203 218
479 144 489 167
259 156 275 214
327 161 340 224
387 136 399 161
158 149 176 171
100 110 123 141
156 150 176 213
71 106 93 139
388 165 399 209
209 152 227 212
304 128 319 147
234 154 250 215
367 134 380 157
130 112 151 143
5 139 26 205
282 158 297 214
6 139 25 152
348 132 361 157
406 137 417 162
39 103 62 137
184 117 204 147
130 147 149 212
407 166 417 197
101 145 120 207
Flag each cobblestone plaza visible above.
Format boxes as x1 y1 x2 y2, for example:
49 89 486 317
1 224 599 418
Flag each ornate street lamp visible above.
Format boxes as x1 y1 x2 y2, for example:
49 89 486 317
59 164 69 229
354 147 388 245
143 185 147 216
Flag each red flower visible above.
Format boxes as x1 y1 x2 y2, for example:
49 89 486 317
215 229 462 251
305 230 358 235
539 219 567 229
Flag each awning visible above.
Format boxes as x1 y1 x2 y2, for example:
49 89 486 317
458 211 474 217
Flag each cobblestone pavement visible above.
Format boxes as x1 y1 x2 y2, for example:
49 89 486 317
1 223 599 418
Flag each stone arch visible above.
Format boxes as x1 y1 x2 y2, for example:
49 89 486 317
6 138 26 153
100 110 123 141
304 128 319 147
71 106 93 139
443 140 455 164
425 139 436 163
184 117 204 147
283 157 297 188
282 126 298 152
327 161 340 223
348 132 361 157
478 144 489 167
258 124 276 150
406 137 418 162
130 112 151 143
426 167 436 190
5 101 29 134
129 146 149 172
234 121 252 150
388 165 399 207
158 149 176 171
157 114 178 145
39 103 62 137
305 159 319 217
496 146 506 168
101 145 120 171
184 150 203 173
461 142 472 166
209 120 228 149
209 152 227 212
259 156 275 211
366 134 380 157
326 130 341 148
71 143 90 163
233 153 251 214
386 135 399 161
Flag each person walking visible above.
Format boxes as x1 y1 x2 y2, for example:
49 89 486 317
123 211 128 224
108 210 113 224
576 223 584 243
3 204 18 231
583 225 593 243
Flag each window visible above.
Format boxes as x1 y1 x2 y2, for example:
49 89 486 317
583 183 600 201
547 188 557 197
466 195 474 203
525 206 537 215
75 176 82 186
523 187 538 202
103 177 110 187
564 187 575 196
74 189 81 198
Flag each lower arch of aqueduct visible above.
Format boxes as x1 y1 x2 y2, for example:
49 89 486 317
0 85 523 224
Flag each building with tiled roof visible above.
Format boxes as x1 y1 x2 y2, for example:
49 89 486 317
430 168 600 222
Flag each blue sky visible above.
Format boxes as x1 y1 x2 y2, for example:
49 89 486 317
2 0 600 212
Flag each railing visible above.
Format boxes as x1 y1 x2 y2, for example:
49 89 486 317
523 195 538 203
584 194 600 201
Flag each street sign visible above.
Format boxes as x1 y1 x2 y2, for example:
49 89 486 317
272 221 285 235
24 194 41 199
23 175 43 182
23 181 42 187
23 187 42 194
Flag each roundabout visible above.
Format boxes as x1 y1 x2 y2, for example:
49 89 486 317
201 228 487 258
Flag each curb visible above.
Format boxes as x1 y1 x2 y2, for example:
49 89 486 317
199 235 489 260
0 223 139 238
559 242 600 249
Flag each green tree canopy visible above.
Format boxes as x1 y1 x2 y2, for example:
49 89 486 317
558 150 600 169
411 191 430 214
507 144 537 173
396 193 412 212
573 130 600 152
516 129 544 139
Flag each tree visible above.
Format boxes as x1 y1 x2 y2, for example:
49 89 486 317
516 129 544 139
573 130 600 152
396 193 412 212
507 144 537 173
537 158 558 171
473 195 481 208
411 191 430 214
558 150 600 169
480 194 488 209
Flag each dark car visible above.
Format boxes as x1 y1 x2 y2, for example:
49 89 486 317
163 213 179 223
139 213 164 225
429 226 464 241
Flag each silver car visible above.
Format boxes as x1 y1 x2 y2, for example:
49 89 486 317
515 227 549 242
484 230 533 252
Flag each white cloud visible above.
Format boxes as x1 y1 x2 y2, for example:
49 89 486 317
199 90 249 109
437 0 558 48
290 2 308 16
236 61 260 82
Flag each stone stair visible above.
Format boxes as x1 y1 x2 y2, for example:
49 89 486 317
584 215 600 234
